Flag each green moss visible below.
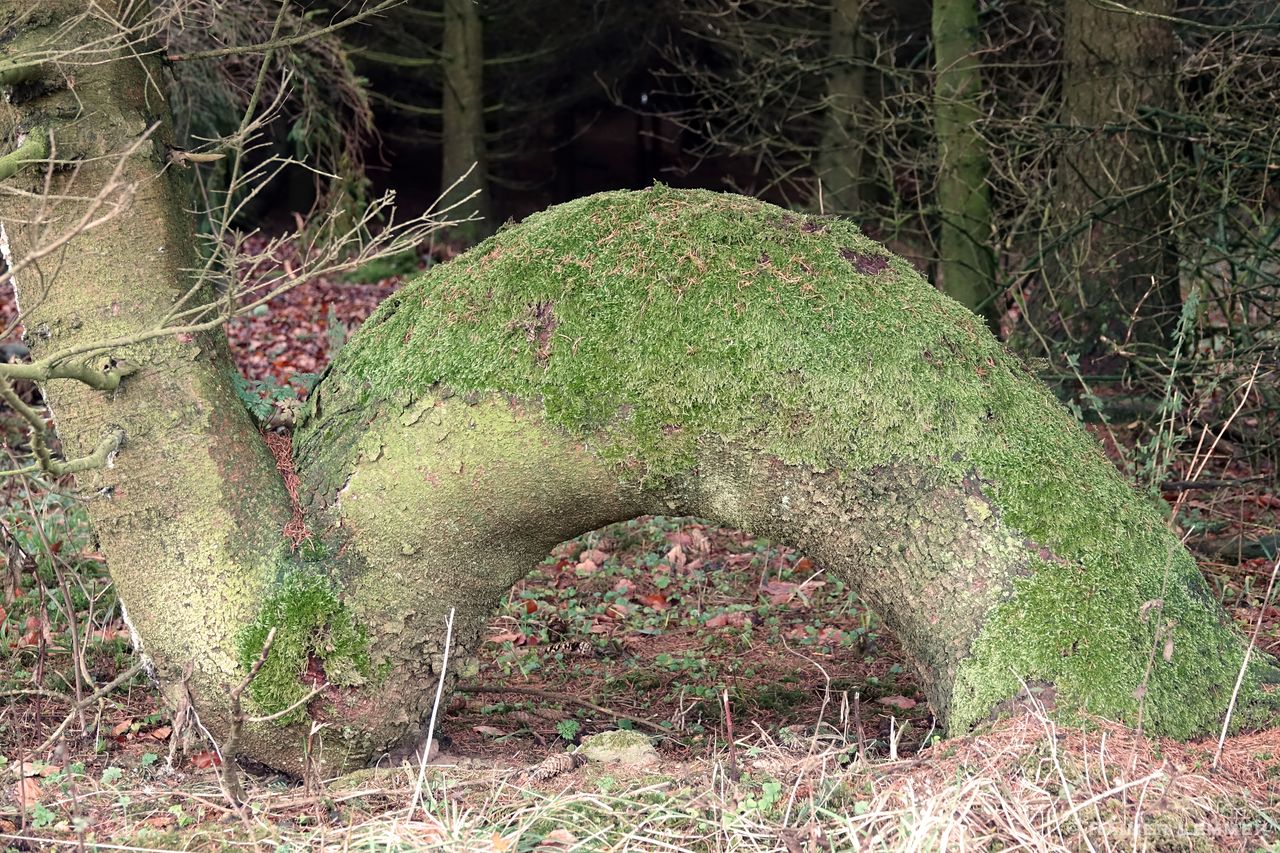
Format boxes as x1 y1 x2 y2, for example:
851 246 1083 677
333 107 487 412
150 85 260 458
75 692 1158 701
238 567 372 724
298 186 1269 737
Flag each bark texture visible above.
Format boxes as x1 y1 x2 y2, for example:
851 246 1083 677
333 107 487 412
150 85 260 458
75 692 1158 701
441 0 492 234
1036 0 1180 350
932 0 997 328
0 2 297 766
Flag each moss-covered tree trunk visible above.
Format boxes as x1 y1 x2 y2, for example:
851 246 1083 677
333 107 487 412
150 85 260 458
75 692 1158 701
1035 0 1180 351
1 4 1272 777
441 0 492 234
932 0 997 329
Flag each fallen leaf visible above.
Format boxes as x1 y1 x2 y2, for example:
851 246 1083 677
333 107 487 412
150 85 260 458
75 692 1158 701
148 726 173 741
706 611 748 629
534 828 578 850
473 725 508 737
637 593 669 610
665 543 686 572
876 695 917 710
16 761 60 778
190 751 221 768
14 777 40 808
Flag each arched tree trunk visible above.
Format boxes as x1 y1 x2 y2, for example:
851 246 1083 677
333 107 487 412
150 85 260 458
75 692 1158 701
2 3 1273 777
291 185 1274 766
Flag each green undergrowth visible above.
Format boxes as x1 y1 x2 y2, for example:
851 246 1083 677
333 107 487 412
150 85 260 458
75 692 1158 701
237 566 372 723
299 185 1269 737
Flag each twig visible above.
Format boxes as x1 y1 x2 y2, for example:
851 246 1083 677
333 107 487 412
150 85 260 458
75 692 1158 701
166 0 405 62
220 626 277 807
32 662 143 754
409 607 455 816
1215 552 1280 769
721 689 741 783
455 682 667 734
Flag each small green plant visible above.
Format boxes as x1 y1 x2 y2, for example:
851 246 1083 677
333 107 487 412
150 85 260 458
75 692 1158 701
139 752 159 768
341 248 422 284
556 718 581 742
232 372 319 423
29 802 56 828
100 766 123 785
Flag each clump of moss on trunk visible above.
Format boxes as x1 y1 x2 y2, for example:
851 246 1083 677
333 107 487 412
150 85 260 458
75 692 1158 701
238 568 371 723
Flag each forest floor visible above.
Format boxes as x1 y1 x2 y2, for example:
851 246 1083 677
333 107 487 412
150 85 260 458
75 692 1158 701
2 245 1279 850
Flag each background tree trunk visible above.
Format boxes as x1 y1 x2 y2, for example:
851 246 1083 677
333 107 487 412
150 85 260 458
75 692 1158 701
441 0 493 234
815 0 875 215
932 0 998 328
1037 0 1180 352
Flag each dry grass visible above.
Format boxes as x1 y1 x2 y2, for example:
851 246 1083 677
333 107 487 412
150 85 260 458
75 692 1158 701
3 704 1279 851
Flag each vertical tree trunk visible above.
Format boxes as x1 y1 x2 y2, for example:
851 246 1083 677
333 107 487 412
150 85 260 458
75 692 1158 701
441 0 493 234
815 0 874 215
0 0 294 762
1038 0 1180 352
932 0 998 329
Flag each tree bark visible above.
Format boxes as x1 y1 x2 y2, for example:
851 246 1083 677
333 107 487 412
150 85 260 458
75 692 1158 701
815 0 874 216
1036 0 1180 352
0 0 296 767
441 0 493 234
932 0 998 329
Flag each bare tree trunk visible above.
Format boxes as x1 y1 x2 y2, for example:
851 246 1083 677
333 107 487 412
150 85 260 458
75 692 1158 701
1036 0 1180 352
441 0 492 234
932 0 998 328
815 0 874 215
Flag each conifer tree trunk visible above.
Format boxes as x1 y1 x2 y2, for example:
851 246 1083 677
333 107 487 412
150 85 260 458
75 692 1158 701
816 0 874 215
932 0 998 328
441 0 493 234
1037 0 1180 351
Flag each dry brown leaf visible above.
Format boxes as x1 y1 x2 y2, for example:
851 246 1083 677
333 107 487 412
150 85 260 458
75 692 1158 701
534 828 579 850
706 611 748 629
14 777 41 808
876 695 917 710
